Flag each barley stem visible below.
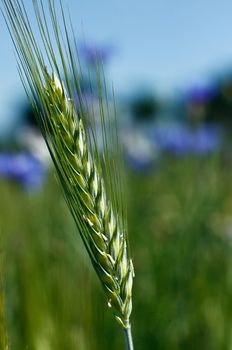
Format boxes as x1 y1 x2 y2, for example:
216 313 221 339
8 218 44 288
124 325 134 350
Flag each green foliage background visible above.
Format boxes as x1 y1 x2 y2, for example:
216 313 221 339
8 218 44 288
1 154 232 349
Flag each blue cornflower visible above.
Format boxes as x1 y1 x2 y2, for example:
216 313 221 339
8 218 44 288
0 152 46 191
79 42 113 66
154 123 191 155
148 122 221 156
186 84 216 103
190 124 221 154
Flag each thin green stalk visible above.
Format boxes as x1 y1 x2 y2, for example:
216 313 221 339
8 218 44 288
124 325 134 350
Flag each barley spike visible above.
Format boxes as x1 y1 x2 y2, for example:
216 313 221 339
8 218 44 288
45 72 134 328
2 0 135 335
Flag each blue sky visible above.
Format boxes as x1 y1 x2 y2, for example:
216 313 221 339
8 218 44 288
1 0 232 131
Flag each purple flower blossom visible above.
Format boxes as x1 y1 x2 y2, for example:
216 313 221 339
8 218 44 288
154 123 191 155
185 85 216 103
79 43 113 66
148 122 221 156
0 152 46 191
190 125 221 154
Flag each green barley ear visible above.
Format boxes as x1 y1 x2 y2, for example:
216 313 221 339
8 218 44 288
44 71 134 329
2 0 134 348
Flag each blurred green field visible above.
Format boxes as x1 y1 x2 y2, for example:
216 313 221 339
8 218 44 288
1 154 232 349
